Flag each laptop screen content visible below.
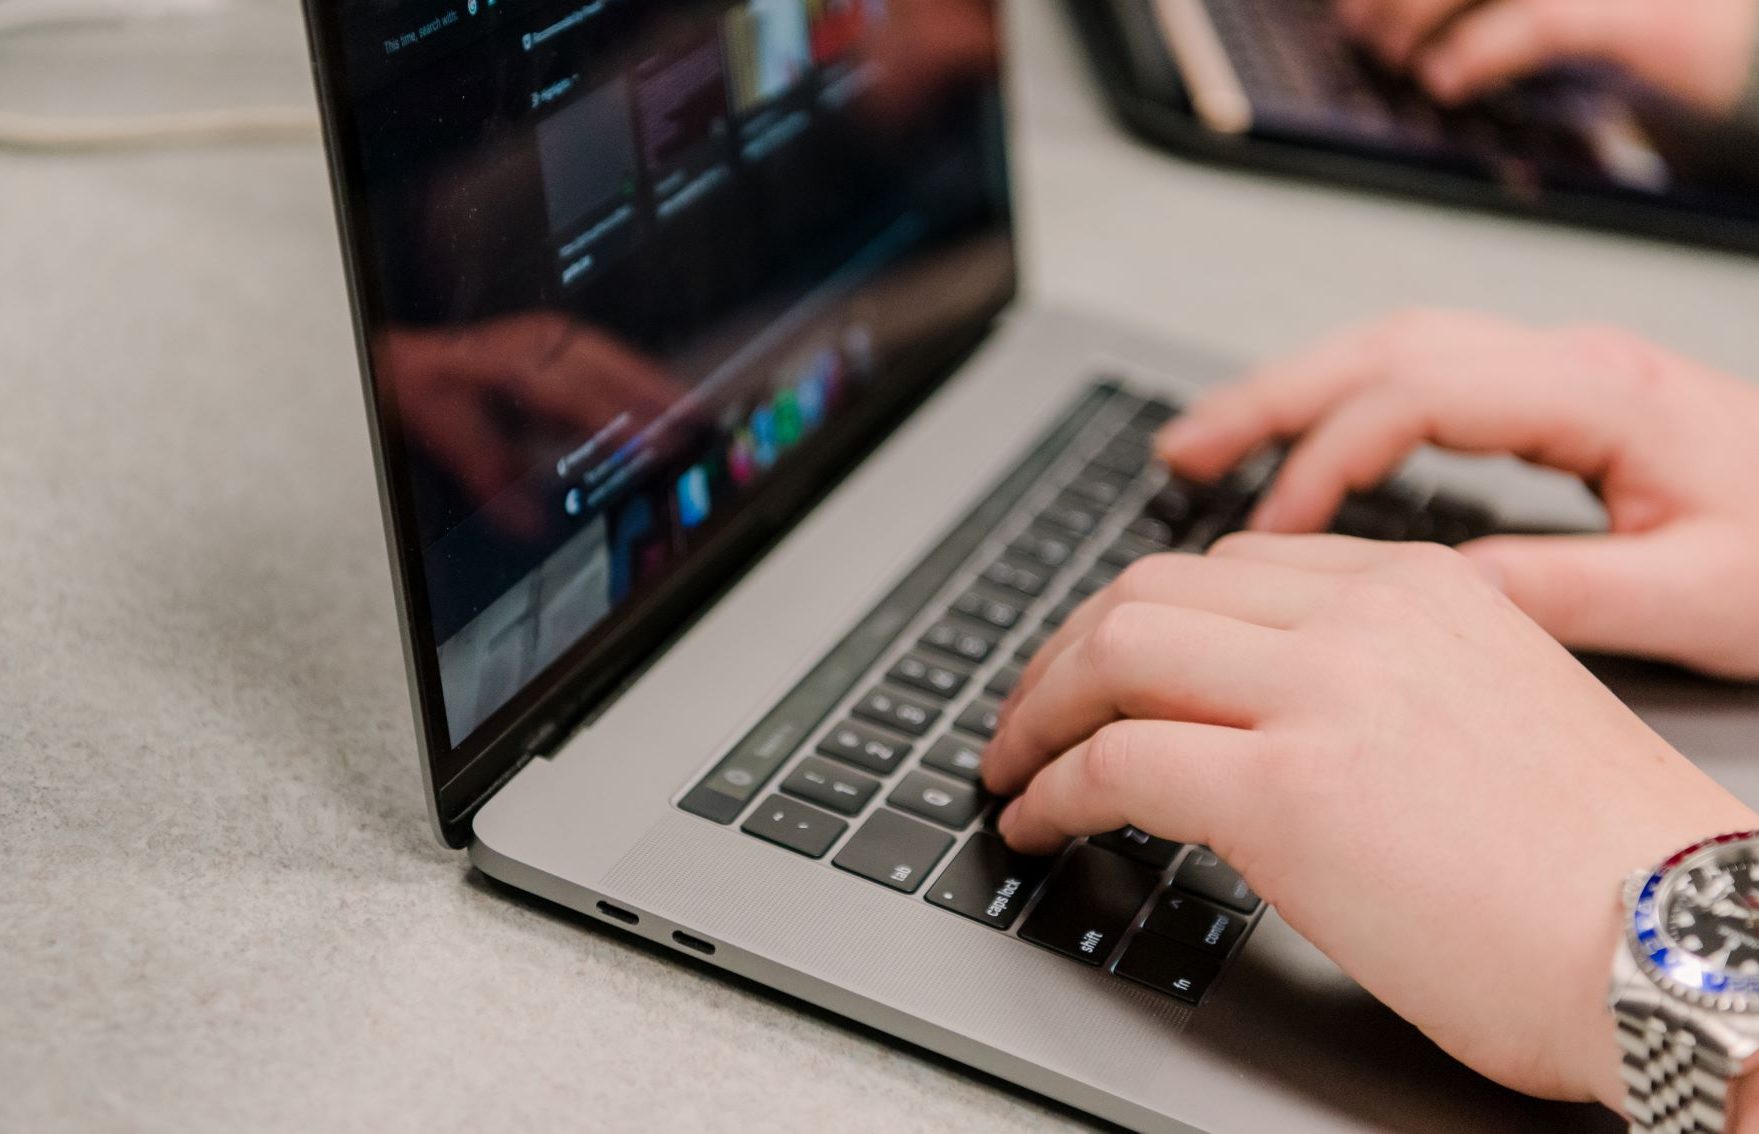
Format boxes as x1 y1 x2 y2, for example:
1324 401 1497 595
313 0 1014 812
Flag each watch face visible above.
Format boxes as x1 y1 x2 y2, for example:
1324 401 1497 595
1664 863 1759 971
1632 832 1759 1006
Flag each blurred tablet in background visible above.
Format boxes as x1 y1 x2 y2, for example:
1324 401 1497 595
1068 0 1759 252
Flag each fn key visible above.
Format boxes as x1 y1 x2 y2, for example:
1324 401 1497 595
1114 934 1224 1005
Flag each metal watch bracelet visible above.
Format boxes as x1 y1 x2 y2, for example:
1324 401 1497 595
1616 997 1737 1134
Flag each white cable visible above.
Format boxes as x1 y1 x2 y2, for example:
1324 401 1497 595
0 106 317 151
0 0 320 152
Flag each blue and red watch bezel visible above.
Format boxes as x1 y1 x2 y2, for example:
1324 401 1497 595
1631 831 1759 1003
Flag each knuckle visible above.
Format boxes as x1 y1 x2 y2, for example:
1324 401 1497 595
1082 724 1140 795
1401 539 1473 576
1112 557 1167 600
1084 605 1144 678
1557 322 1665 394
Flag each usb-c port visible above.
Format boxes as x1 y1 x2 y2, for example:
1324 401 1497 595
595 901 639 926
672 931 715 956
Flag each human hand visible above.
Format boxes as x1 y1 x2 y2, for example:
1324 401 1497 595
981 533 1759 1110
862 0 999 127
1334 0 1759 113
1157 310 1759 681
377 314 682 538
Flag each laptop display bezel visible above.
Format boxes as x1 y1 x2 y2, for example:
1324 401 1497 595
298 0 1019 847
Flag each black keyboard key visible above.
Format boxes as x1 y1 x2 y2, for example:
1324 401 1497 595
1088 445 1145 477
1427 493 1496 546
1132 398 1178 430
1113 933 1225 1004
1009 532 1075 570
1018 845 1160 965
781 756 881 816
817 720 912 775
741 795 847 859
888 654 969 701
1143 482 1197 531
1036 503 1101 539
1174 848 1261 913
1015 627 1053 663
1127 515 1177 548
1331 495 1414 541
1042 594 1084 629
1088 826 1181 869
1063 474 1129 510
985 664 1023 700
921 620 998 665
1100 538 1159 570
1071 568 1117 598
981 557 1050 599
889 769 985 829
834 808 953 893
954 698 1002 741
922 734 985 782
927 833 1054 930
952 590 1023 631
1141 891 1249 956
853 686 940 737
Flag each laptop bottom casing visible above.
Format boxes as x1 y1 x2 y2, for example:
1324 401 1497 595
471 303 1618 1134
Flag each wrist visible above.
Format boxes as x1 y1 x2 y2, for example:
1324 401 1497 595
1588 812 1759 1129
1736 1088 1759 1134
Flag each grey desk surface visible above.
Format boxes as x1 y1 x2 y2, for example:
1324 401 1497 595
8 3 1759 1133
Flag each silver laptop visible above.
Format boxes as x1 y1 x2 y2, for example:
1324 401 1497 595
299 2 1615 1130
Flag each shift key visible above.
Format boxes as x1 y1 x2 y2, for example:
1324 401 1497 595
1018 846 1160 965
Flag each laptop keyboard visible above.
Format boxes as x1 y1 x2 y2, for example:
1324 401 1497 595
1199 0 1605 179
678 381 1493 1006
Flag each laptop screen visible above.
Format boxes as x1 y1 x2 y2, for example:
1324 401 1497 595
308 0 1014 835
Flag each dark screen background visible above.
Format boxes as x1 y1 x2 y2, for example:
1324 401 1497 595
325 0 1015 763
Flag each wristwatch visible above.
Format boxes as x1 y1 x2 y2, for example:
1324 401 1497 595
1613 832 1759 1133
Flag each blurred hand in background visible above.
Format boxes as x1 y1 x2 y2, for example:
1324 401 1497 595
1335 0 1759 113
378 314 683 539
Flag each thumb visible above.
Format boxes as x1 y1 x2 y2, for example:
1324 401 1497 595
1458 533 1685 661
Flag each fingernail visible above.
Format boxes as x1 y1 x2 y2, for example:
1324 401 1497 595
998 799 1021 837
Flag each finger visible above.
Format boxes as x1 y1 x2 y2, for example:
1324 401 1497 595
997 720 1260 856
1155 324 1386 481
1010 552 1336 713
1459 530 1714 660
982 603 1292 797
530 333 681 433
1187 322 1652 532
1360 0 1478 65
410 394 526 504
1246 387 1429 533
1419 0 1633 104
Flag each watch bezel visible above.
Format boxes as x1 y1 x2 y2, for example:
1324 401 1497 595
1630 830 1759 1013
